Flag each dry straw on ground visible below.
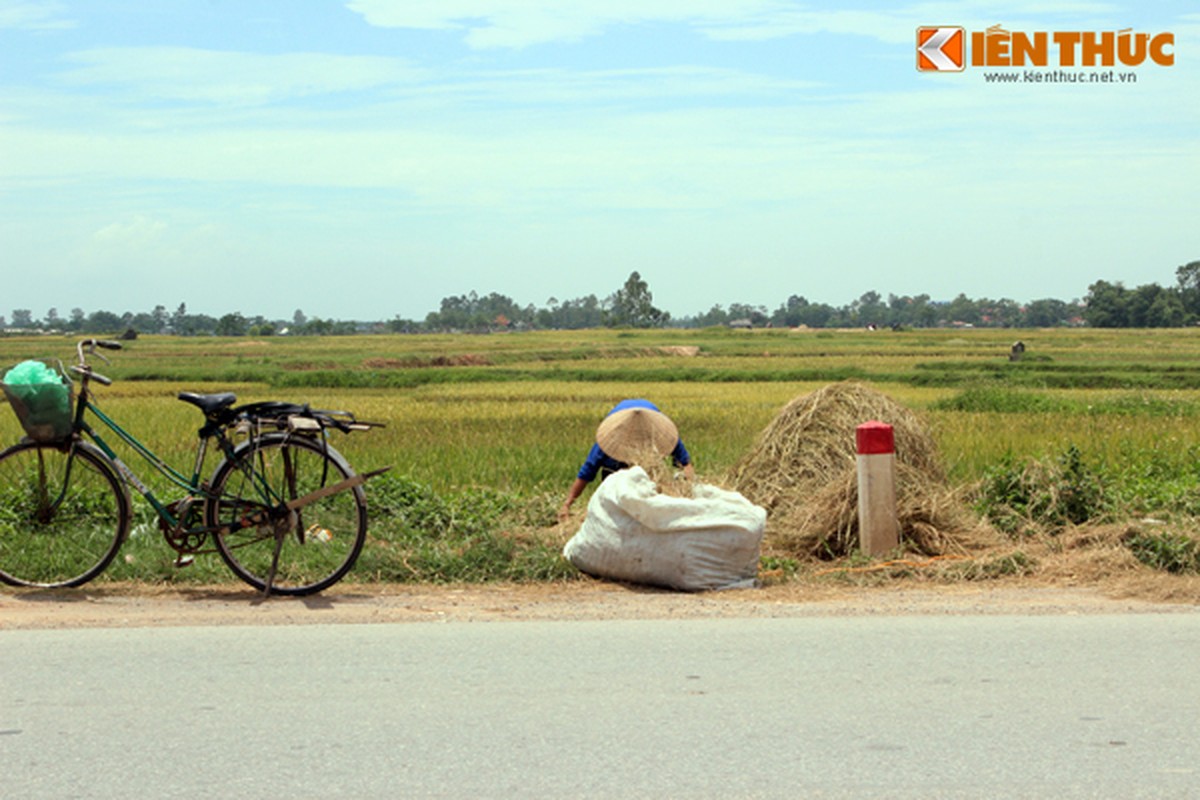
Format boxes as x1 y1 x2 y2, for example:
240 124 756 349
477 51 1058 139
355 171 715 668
727 382 1004 559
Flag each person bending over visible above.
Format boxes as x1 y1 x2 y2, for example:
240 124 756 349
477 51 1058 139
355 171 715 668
558 399 694 522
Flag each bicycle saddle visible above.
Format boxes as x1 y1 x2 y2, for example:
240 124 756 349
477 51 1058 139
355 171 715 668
177 392 238 416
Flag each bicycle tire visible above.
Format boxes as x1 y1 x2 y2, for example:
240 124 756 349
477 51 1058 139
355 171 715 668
206 433 367 596
0 440 130 588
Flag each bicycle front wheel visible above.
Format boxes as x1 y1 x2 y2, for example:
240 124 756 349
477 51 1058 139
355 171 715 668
206 434 367 596
0 441 130 588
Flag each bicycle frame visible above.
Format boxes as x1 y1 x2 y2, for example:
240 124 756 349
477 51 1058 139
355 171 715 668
66 364 382 554
58 337 295 551
71 391 229 536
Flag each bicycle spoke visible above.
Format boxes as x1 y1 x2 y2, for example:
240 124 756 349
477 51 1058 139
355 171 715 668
0 443 129 588
206 435 366 596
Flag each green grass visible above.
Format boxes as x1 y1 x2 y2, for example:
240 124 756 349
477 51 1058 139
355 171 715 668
1125 531 1200 574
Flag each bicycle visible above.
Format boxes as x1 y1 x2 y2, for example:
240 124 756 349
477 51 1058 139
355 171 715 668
0 339 388 596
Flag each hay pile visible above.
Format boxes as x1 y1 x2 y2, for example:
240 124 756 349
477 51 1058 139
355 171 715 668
627 446 695 498
728 382 1002 558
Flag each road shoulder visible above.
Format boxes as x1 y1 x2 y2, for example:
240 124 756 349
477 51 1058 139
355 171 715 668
3 580 1197 630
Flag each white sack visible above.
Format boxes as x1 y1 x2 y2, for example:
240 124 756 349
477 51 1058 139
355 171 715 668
563 467 767 591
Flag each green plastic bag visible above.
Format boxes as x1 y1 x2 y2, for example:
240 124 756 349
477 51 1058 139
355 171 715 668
2 360 73 442
4 360 63 386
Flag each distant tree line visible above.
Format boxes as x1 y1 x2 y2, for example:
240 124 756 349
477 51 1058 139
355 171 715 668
418 272 668 332
1 304 361 337
4 263 1197 336
1082 263 1200 328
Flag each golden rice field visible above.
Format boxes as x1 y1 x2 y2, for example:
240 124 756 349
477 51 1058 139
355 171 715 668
4 327 1200 493
4 328 1200 592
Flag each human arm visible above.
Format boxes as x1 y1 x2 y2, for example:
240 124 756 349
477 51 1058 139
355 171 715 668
672 439 693 477
559 477 589 523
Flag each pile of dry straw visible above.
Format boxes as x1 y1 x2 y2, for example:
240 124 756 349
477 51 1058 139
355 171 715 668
727 382 1003 559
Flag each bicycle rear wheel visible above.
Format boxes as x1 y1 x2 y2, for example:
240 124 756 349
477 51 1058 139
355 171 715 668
206 433 367 596
0 441 130 588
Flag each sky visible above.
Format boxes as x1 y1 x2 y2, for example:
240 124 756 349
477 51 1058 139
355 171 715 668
1 1 1197 322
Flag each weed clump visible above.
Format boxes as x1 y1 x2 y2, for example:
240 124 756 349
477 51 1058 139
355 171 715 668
974 444 1109 537
1124 529 1200 574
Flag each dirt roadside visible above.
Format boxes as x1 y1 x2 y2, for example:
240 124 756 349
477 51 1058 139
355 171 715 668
3 579 1198 630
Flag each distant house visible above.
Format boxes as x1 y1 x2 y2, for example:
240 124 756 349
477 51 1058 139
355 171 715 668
728 318 753 330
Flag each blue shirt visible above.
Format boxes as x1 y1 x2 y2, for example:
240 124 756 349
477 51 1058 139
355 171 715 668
576 399 691 482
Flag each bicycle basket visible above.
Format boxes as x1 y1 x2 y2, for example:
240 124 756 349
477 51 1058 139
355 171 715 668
2 359 74 443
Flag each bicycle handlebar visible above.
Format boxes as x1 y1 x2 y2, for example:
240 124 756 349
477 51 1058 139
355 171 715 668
74 339 121 385
70 365 113 386
77 339 122 357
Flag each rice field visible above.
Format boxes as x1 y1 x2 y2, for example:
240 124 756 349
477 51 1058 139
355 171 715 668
6 328 1200 488
0 331 1195 487
3 328 1200 588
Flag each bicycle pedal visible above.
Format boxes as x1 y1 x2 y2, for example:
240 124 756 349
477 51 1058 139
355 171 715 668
174 555 195 569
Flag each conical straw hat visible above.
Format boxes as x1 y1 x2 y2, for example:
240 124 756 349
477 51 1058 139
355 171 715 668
595 407 678 463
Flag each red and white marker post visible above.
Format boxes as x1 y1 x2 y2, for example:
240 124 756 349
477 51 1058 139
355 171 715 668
856 421 899 556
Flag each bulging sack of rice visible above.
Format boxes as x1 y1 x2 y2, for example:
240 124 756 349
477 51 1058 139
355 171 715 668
563 466 766 591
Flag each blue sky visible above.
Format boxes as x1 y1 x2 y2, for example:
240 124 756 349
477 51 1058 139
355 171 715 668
2 1 1196 321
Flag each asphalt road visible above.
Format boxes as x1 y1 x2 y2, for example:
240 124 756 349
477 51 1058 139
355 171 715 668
2 615 1198 798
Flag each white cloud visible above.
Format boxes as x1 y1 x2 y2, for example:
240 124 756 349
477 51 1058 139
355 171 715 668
685 2 1128 45
73 214 230 289
346 0 784 48
0 0 74 30
344 0 1131 48
5 80 1189 225
403 65 819 109
92 214 166 246
59 47 424 106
